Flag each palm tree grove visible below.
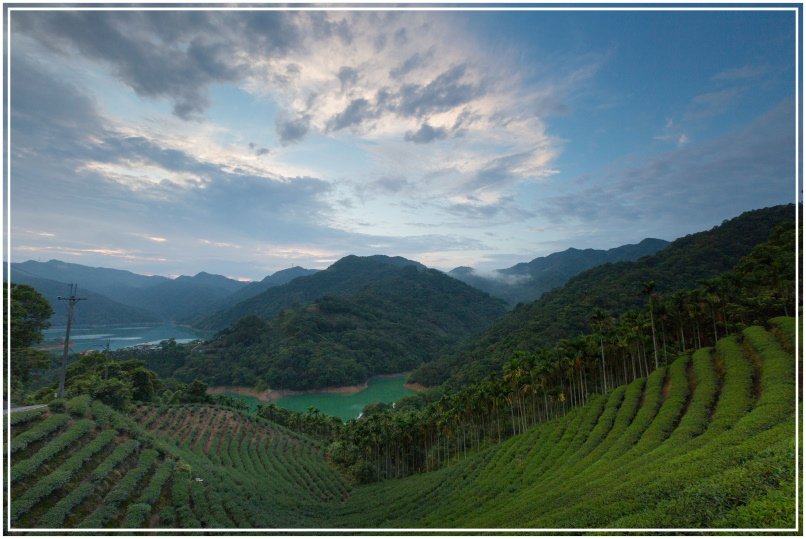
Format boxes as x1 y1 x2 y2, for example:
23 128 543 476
3 6 802 537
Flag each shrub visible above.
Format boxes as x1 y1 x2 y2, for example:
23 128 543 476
80 449 159 527
136 459 174 505
9 407 45 426
36 482 95 528
48 399 66 413
66 395 91 417
122 503 152 528
90 439 139 482
11 429 116 522
11 413 69 453
11 418 94 483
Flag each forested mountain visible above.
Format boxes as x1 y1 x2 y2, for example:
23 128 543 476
412 204 796 386
194 255 429 331
155 261 507 389
130 272 250 322
449 238 669 304
190 266 320 323
7 274 160 326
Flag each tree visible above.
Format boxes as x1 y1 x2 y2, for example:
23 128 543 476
642 281 659 370
6 283 54 400
589 308 611 394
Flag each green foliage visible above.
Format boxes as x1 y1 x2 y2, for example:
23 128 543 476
8 319 796 530
122 503 152 528
79 449 159 527
6 282 53 400
171 467 201 528
47 398 66 413
90 439 140 481
137 458 175 506
11 413 69 452
8 407 45 426
91 377 134 410
11 425 116 522
769 316 797 354
37 482 95 528
7 282 54 349
34 429 118 527
160 256 506 390
11 418 94 483
66 394 91 417
36 354 163 411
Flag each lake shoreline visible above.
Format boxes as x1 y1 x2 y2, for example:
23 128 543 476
207 372 422 403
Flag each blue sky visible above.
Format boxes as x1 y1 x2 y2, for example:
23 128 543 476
7 7 798 280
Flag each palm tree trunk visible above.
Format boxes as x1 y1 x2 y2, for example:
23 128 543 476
599 336 608 394
649 303 659 370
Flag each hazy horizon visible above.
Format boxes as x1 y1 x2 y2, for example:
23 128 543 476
8 8 796 280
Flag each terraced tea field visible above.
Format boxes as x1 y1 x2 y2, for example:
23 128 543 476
7 318 799 530
329 319 799 529
7 396 350 529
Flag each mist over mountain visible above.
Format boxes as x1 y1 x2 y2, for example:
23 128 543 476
448 238 670 305
414 204 795 387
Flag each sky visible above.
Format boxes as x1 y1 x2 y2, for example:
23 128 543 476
6 6 799 281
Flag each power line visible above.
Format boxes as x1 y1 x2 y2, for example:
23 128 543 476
56 284 86 399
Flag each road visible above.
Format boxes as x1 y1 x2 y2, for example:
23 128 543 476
3 403 46 415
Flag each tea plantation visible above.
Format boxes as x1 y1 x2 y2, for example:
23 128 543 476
7 318 799 530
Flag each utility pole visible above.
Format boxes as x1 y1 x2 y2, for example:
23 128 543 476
104 341 110 380
57 284 86 399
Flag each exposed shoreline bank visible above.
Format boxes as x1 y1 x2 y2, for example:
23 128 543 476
207 372 423 403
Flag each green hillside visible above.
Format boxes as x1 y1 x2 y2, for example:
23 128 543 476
8 319 798 530
193 255 431 331
415 203 795 386
327 319 797 528
159 263 507 390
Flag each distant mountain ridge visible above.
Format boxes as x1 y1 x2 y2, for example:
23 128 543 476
6 273 161 326
219 267 320 307
7 260 317 326
448 238 670 305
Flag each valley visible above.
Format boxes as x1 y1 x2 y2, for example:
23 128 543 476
7 319 797 529
5 7 800 534
220 374 416 420
6 203 800 532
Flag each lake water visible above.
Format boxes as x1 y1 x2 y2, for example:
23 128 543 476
224 375 416 421
40 324 208 353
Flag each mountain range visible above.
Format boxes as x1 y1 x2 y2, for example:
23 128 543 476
448 238 669 305
8 237 670 329
7 260 317 326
